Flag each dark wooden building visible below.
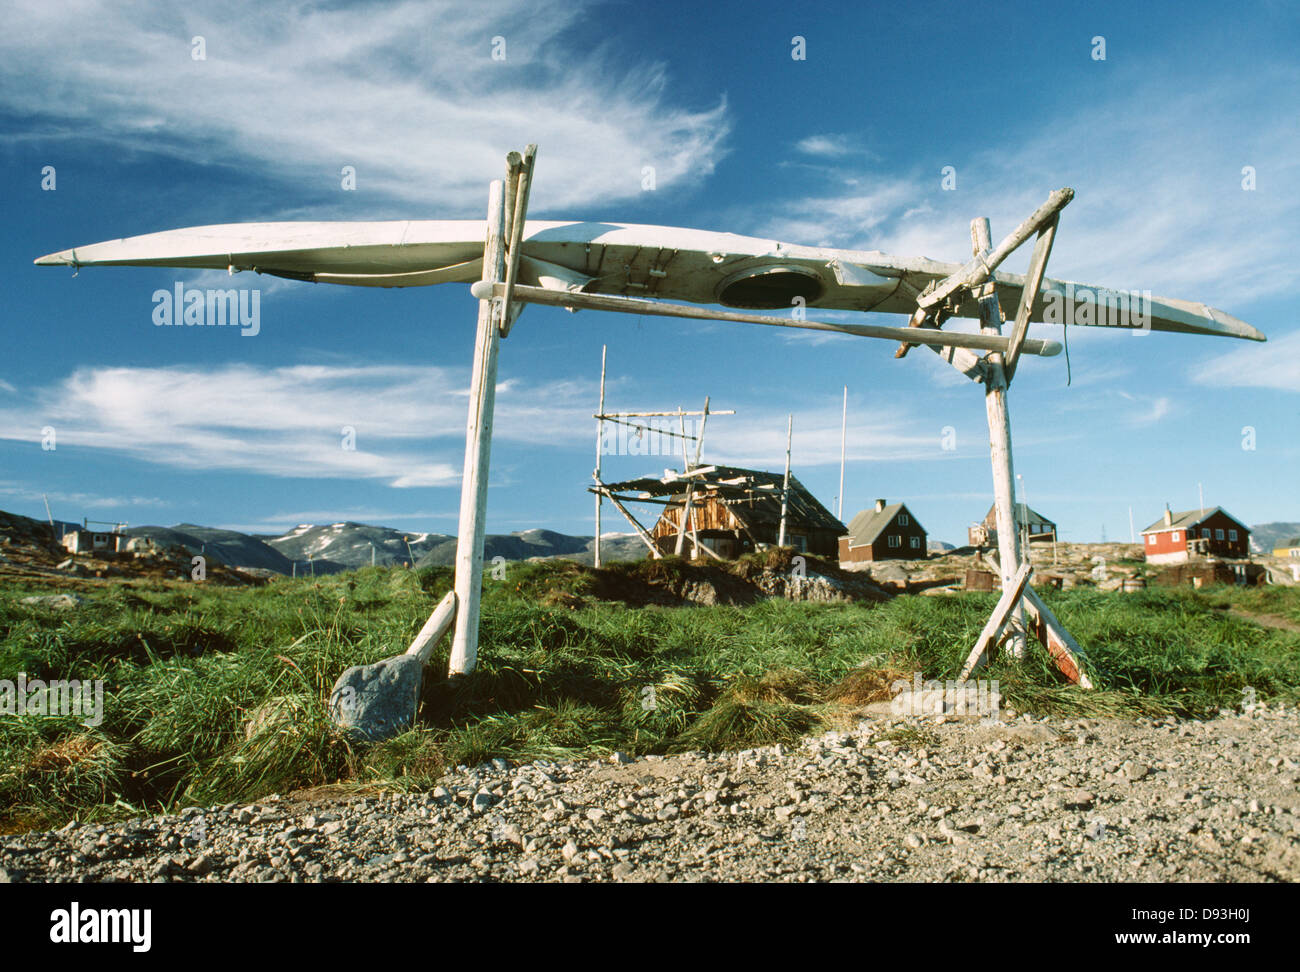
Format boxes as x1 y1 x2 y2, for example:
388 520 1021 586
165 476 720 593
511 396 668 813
594 465 844 559
838 499 928 563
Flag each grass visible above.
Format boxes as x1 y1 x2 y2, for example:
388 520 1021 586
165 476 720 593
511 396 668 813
1 561 1297 832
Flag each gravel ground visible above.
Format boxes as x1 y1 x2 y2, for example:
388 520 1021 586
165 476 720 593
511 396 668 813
3 703 1299 883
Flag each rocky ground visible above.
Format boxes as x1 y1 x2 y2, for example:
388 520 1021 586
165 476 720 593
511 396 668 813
4 703 1298 883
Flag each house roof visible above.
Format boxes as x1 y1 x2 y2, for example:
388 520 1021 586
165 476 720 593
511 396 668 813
1140 507 1249 534
843 502 925 545
596 465 844 534
983 503 1054 527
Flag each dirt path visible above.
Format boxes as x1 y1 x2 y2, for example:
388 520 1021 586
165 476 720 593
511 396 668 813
1227 608 1300 634
3 704 1298 884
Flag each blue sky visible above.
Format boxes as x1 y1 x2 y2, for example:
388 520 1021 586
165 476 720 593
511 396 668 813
1 0 1296 545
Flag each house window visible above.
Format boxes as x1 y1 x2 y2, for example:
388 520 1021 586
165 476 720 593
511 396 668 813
1172 531 1181 542
1228 529 1237 542
909 536 921 549
887 535 901 548
1201 528 1210 538
1146 535 1155 545
1215 529 1224 541
898 514 909 526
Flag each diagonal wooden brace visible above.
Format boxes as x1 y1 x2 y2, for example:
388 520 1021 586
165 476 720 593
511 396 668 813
918 188 1074 313
499 144 537 338
1003 214 1059 382
960 561 1032 680
1023 587 1094 688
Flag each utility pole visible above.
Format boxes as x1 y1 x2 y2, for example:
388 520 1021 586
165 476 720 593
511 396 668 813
838 385 847 522
778 414 792 547
594 344 607 568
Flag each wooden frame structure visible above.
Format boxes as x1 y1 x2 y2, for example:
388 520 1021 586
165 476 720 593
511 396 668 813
30 145 1268 693
446 149 1090 683
590 363 735 562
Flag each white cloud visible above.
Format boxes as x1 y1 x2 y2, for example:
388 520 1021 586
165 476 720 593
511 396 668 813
0 363 598 487
1 0 728 215
795 134 852 158
754 69 1300 314
0 482 165 510
1191 328 1300 392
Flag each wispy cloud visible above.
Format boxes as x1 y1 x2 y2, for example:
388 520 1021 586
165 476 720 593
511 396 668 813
0 363 597 487
0 482 166 510
1191 328 1300 392
1 0 728 215
794 134 871 159
755 69 1300 312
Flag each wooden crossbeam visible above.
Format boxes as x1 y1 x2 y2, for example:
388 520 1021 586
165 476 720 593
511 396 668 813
471 282 1064 357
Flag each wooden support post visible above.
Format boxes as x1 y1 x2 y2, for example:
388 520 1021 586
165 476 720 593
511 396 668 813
406 590 458 665
594 344 606 568
448 176 508 677
960 562 1032 680
972 217 1027 660
778 413 792 547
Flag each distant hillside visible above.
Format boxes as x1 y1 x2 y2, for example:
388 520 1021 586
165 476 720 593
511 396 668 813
125 524 293 574
263 522 453 570
1252 522 1300 553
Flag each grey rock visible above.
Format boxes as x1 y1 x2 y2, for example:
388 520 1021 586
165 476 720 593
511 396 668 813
327 654 424 742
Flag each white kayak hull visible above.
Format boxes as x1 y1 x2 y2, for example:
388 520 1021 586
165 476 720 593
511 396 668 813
35 219 1264 342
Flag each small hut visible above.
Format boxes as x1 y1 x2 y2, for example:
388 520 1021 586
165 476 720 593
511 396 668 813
593 464 844 559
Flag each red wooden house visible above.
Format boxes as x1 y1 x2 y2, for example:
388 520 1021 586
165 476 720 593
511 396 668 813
1141 506 1250 564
